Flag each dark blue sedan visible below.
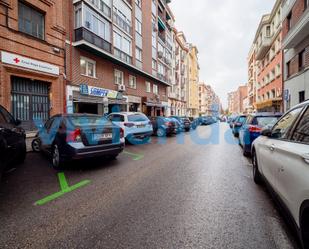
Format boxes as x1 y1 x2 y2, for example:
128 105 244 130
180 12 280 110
239 112 282 156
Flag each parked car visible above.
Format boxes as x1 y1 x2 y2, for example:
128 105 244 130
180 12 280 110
32 114 124 169
149 117 177 137
169 116 191 132
169 117 183 133
188 117 199 130
232 115 247 137
251 101 309 249
228 116 238 128
239 112 282 156
199 116 217 125
108 112 153 143
0 105 26 180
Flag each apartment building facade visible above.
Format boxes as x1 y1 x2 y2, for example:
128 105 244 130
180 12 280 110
228 85 248 114
282 0 309 111
167 30 188 116
199 83 220 116
187 44 199 117
247 44 257 112
0 0 66 131
253 0 283 112
65 0 172 117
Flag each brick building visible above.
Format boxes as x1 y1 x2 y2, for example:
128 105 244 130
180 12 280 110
0 0 66 130
65 0 172 117
228 85 248 114
282 0 309 110
199 83 220 116
253 0 283 112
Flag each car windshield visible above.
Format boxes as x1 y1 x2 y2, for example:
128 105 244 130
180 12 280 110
254 116 280 127
128 114 148 122
68 116 108 126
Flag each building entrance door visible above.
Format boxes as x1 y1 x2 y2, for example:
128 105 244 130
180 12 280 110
11 76 50 131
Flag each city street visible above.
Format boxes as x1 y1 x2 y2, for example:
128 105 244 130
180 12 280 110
0 123 300 249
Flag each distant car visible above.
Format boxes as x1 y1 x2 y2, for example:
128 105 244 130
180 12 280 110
239 112 282 156
0 105 26 180
199 116 217 125
232 115 247 137
251 101 309 249
169 117 183 133
32 114 124 169
149 117 177 137
108 112 153 143
170 116 191 132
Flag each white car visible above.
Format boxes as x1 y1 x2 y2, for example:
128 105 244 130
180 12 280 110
107 112 153 143
251 100 309 249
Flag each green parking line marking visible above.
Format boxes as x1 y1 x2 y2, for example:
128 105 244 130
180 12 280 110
34 172 91 206
123 151 144 161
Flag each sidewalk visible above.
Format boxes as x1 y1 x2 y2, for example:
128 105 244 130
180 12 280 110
26 132 36 152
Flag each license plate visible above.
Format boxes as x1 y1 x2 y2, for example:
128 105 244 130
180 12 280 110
137 125 145 128
93 133 112 141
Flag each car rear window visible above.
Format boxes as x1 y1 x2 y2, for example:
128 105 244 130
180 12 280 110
253 116 280 127
68 116 107 126
128 114 148 122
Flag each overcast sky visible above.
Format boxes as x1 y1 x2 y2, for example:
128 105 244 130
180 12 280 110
170 0 275 109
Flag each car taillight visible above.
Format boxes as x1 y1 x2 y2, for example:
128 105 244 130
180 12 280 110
249 125 262 133
66 128 81 143
124 123 135 128
120 128 124 138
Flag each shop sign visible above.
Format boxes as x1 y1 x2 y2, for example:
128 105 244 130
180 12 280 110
128 95 141 103
1 51 59 75
79 84 118 99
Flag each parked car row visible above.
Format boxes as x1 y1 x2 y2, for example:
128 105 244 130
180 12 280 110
0 107 203 176
230 100 309 249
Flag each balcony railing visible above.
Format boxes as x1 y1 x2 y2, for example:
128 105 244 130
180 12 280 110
114 47 132 64
113 11 132 35
158 32 166 43
75 27 112 53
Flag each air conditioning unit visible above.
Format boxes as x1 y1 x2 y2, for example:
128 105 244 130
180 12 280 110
118 84 126 92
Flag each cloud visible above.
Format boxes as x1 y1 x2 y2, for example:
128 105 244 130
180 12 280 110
170 0 275 109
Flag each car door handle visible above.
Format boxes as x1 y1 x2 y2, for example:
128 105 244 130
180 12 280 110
302 153 309 164
269 145 275 151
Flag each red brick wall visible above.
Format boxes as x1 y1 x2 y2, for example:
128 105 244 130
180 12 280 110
0 0 66 115
282 0 307 39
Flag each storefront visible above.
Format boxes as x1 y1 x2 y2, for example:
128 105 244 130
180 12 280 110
256 98 282 112
0 51 62 131
127 95 141 112
66 84 127 115
142 97 167 117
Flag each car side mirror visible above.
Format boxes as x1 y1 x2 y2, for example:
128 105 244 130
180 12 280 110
261 128 272 137
15 119 21 126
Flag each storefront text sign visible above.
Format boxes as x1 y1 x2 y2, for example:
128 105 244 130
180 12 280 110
79 84 118 99
1 51 59 75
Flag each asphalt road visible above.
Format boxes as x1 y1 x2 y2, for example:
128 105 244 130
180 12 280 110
0 123 300 249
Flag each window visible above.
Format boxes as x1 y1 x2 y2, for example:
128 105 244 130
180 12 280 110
153 84 158 94
109 114 124 122
299 91 305 103
271 107 303 139
299 50 305 71
113 31 132 55
114 70 124 85
291 107 309 144
80 57 96 77
152 59 157 70
146 81 151 93
0 106 15 124
266 25 271 37
305 0 308 10
135 0 142 8
286 61 291 78
18 2 44 40
129 75 137 89
136 47 142 62
135 19 142 34
287 12 292 31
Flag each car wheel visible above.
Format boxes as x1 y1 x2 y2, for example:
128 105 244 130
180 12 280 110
31 138 41 152
157 128 166 137
301 209 309 249
252 150 262 185
52 144 62 170
15 142 26 164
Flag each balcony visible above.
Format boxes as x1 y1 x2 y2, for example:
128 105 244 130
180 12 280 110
113 11 133 35
157 73 167 82
256 35 272 60
74 27 112 53
114 48 132 64
283 9 309 49
158 32 166 43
